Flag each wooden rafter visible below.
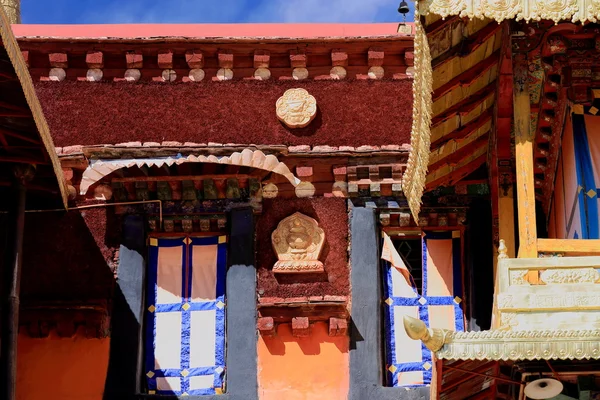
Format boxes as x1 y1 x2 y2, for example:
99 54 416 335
431 109 493 149
428 132 489 172
427 151 487 189
433 50 500 101
432 83 496 125
431 22 502 70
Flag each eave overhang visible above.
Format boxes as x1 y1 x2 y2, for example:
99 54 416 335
403 0 600 220
0 7 67 207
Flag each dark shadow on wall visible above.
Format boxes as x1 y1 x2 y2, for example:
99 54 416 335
466 198 494 331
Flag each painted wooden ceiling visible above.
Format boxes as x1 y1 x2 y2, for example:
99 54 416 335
423 16 502 191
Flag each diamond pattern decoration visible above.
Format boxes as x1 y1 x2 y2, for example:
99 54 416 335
423 362 432 371
146 371 155 379
587 189 597 198
388 365 398 373
181 392 189 397
216 301 225 309
385 297 393 306
181 369 189 377
215 366 224 374
454 296 462 304
183 237 192 245
216 388 224 395
418 297 427 305
182 303 191 311
148 305 156 313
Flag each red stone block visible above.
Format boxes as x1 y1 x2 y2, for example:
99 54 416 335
126 52 143 68
254 50 270 69
158 50 173 69
257 317 276 337
329 317 348 337
292 317 310 337
331 49 348 67
258 296 286 305
290 50 307 68
286 296 309 304
86 51 104 69
218 52 234 69
296 166 313 178
368 47 385 67
185 50 204 69
404 51 414 67
49 52 68 68
332 166 347 179
323 295 347 303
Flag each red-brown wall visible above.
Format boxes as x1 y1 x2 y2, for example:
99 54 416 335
34 80 413 148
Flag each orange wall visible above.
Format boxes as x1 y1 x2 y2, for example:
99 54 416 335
17 333 110 400
258 322 349 400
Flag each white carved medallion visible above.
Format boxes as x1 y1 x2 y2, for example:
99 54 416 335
276 88 317 129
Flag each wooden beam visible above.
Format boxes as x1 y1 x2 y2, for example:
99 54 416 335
512 52 538 260
432 22 502 68
432 109 493 149
537 239 600 254
433 51 500 101
428 133 489 172
432 83 496 125
112 174 251 183
426 152 487 189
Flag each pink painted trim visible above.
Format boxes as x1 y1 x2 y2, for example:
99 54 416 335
12 23 413 40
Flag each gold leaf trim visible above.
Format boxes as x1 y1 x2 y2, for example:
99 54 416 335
403 3 433 222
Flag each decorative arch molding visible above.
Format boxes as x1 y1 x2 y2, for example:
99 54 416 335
79 148 301 195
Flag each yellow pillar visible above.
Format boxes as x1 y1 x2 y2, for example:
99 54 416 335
512 53 538 265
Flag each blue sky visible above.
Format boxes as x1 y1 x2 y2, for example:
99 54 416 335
22 0 414 24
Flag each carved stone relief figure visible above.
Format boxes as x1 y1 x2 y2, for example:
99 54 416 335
271 212 325 274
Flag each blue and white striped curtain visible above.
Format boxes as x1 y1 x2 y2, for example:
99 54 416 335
383 231 464 387
145 235 227 396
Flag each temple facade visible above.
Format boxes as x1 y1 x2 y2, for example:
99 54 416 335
3 0 600 399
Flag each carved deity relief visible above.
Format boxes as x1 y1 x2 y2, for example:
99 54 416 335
271 212 325 274
276 88 317 128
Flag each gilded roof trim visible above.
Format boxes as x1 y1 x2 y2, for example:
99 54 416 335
403 316 600 361
402 2 433 221
437 329 600 361
0 8 68 207
418 0 600 24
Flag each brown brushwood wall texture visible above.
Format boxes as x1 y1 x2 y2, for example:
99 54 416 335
34 80 413 147
256 197 349 298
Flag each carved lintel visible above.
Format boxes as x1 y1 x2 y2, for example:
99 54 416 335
403 315 451 352
272 212 325 274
